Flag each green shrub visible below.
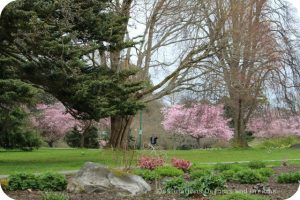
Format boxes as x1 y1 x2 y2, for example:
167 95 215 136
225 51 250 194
214 163 243 172
248 161 266 169
277 171 300 183
164 174 225 197
133 169 160 181
155 166 184 177
64 126 99 148
8 173 67 191
0 107 41 151
190 169 211 180
38 173 67 191
213 193 269 200
8 173 39 190
181 174 226 197
235 169 268 184
221 169 239 182
43 192 68 200
164 177 185 194
257 168 273 178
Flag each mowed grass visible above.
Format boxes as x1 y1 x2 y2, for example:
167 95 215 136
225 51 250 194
1 148 300 175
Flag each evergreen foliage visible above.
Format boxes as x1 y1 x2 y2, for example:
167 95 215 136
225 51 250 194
0 0 144 121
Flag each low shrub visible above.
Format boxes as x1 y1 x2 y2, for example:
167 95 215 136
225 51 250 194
181 174 226 197
235 169 268 184
190 169 211 180
137 156 164 170
133 169 160 181
164 177 185 194
42 192 68 200
221 169 239 182
171 158 191 171
214 163 243 172
155 166 184 177
8 173 39 190
213 193 269 200
221 167 272 183
248 161 266 169
257 168 273 178
38 173 67 191
164 174 225 197
64 126 99 148
8 173 67 191
277 171 300 183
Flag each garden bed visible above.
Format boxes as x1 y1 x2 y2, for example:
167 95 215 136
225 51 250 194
5 165 300 200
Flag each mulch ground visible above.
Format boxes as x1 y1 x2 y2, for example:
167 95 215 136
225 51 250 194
6 165 300 200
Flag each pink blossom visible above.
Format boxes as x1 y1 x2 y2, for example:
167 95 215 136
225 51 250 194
161 104 233 140
33 103 81 146
248 111 300 138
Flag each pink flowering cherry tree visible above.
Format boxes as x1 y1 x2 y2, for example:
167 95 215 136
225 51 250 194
161 104 233 147
247 111 300 138
33 103 80 147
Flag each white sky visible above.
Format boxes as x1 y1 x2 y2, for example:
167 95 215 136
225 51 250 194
288 0 300 16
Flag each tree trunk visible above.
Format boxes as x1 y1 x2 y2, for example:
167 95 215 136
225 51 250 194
47 141 54 148
233 99 248 148
196 138 201 149
109 115 134 149
80 134 84 148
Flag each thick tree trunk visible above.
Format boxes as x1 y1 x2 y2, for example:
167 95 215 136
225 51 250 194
109 115 134 149
233 99 248 148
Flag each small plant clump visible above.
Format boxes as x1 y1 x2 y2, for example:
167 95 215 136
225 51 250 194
137 156 164 170
220 168 272 184
190 169 212 180
8 173 67 191
171 158 191 172
277 171 300 183
234 169 268 184
164 174 225 197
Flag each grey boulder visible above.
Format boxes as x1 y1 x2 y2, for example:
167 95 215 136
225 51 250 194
67 162 151 196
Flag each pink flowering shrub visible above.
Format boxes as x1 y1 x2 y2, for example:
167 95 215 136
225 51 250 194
171 158 191 171
137 156 165 170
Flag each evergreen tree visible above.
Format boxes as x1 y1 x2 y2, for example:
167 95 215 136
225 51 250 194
0 0 144 148
0 79 41 150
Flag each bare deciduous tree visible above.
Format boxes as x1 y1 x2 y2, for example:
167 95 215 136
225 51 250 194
188 0 300 147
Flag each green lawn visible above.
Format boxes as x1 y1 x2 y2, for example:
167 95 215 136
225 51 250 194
1 148 300 175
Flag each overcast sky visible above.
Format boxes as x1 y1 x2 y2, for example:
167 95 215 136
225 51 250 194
288 0 300 17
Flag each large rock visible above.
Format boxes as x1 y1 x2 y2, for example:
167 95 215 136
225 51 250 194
67 162 151 196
